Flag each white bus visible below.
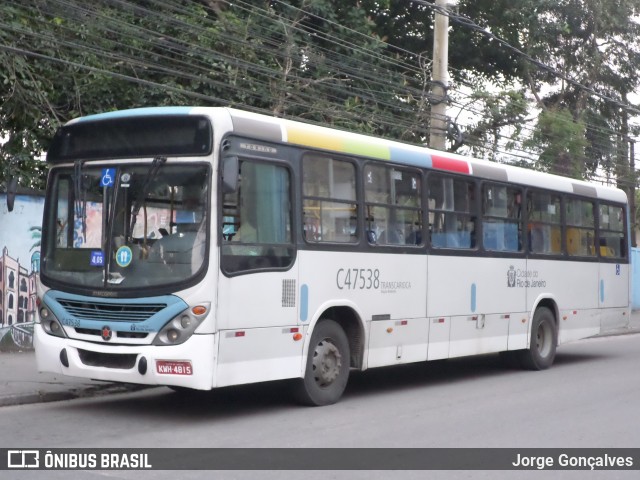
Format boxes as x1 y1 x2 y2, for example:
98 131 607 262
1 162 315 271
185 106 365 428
35 107 630 405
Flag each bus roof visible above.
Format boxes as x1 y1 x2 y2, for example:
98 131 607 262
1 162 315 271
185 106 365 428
67 106 628 204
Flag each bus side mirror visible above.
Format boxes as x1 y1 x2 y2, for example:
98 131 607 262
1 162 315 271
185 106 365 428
222 156 239 193
6 177 17 212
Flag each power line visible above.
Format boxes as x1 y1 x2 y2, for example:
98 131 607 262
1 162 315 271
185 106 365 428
1 0 638 175
413 0 640 116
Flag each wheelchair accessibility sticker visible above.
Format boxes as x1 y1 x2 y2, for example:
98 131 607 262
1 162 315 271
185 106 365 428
100 168 116 187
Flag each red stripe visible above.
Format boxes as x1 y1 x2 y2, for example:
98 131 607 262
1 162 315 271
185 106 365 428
431 154 470 174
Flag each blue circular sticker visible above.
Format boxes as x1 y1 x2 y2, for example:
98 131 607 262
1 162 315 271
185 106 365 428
115 246 133 268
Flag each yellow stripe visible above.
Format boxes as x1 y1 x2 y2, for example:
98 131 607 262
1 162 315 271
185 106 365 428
286 125 344 151
285 123 391 160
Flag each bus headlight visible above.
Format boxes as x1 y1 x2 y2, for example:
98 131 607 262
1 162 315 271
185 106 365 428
40 307 67 339
152 303 209 346
180 315 192 329
167 329 180 342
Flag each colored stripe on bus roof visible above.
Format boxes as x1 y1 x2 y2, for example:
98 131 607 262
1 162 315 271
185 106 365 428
388 146 432 168
285 123 342 151
73 106 195 123
285 123 391 160
431 154 470 174
342 138 391 160
284 122 471 174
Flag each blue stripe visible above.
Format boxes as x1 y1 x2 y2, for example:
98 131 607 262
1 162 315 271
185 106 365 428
388 146 433 168
300 284 309 322
74 107 195 123
470 283 477 313
600 279 605 303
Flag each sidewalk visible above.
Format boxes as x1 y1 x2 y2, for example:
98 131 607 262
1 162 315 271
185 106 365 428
1 312 640 408
0 351 152 407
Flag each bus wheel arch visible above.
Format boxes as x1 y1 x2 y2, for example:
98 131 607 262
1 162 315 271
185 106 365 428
306 305 365 370
294 306 364 406
519 300 558 370
323 306 365 370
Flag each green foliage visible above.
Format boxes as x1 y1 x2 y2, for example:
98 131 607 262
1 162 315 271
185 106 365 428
454 0 640 179
1 0 639 190
525 108 588 179
1 0 408 191
452 88 529 161
1 4 57 189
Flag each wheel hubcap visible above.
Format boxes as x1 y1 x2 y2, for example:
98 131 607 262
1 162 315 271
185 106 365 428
536 322 551 357
312 338 342 387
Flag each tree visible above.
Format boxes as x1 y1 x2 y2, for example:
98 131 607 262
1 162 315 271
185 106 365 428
367 0 640 179
449 87 529 161
454 0 640 178
1 0 410 191
524 107 588 178
2 0 640 189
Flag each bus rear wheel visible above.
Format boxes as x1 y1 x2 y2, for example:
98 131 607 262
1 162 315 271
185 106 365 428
294 319 350 406
518 306 557 370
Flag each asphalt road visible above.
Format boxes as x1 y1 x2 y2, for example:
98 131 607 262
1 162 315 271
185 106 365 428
1 333 639 479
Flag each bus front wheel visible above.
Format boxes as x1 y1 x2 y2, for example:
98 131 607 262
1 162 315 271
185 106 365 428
294 319 350 406
518 306 557 370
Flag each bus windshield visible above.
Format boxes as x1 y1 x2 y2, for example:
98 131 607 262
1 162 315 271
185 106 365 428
41 163 210 293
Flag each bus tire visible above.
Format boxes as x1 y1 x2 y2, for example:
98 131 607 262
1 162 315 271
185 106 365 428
518 306 557 370
294 319 350 406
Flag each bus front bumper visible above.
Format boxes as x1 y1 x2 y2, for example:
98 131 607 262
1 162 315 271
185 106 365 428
34 323 216 390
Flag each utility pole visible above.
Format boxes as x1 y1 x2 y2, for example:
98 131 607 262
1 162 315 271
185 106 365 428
429 0 450 151
630 138 636 247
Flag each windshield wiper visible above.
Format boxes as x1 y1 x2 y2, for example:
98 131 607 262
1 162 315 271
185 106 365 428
128 156 167 241
73 159 87 244
103 168 121 286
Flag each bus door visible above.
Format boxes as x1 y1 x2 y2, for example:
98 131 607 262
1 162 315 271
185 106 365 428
216 158 301 386
597 202 630 331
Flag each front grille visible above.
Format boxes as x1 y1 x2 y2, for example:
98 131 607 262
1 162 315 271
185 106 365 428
75 328 148 339
116 331 149 339
75 327 101 337
58 299 165 322
77 349 137 369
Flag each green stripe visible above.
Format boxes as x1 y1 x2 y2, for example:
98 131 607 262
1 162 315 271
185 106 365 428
343 139 390 160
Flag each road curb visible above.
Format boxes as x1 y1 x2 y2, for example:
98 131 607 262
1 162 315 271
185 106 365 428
0 383 153 408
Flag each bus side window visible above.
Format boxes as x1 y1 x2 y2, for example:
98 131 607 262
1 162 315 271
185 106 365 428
223 161 292 246
598 203 626 258
482 184 522 252
427 174 476 249
527 190 562 255
302 154 358 244
364 163 422 246
565 198 596 257
220 159 295 274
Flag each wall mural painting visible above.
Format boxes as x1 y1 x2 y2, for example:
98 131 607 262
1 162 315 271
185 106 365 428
0 194 44 352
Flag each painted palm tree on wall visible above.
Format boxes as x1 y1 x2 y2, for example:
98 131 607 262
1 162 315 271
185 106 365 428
29 226 40 253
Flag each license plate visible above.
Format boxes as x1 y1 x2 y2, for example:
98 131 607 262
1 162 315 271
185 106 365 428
156 360 193 375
